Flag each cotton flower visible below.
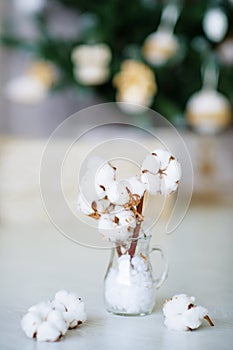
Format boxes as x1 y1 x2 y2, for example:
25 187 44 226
98 210 136 242
106 181 130 206
182 306 208 330
77 192 95 216
163 294 195 318
36 321 62 342
80 157 116 201
71 44 112 85
95 162 116 198
21 290 87 342
21 312 43 338
21 303 68 342
163 294 214 331
28 301 53 319
54 290 87 329
77 157 117 218
141 149 181 195
164 314 188 331
124 177 147 198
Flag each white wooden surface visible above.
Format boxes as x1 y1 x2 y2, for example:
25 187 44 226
0 137 233 349
0 204 233 350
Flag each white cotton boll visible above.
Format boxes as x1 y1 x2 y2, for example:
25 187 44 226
141 172 160 195
95 162 116 196
97 214 125 241
166 158 182 183
54 290 77 308
160 176 178 196
163 294 195 318
96 198 111 213
125 177 146 197
4 75 48 105
141 154 160 174
36 321 61 342
63 312 78 329
98 213 115 231
21 312 42 338
81 157 116 199
141 149 181 196
98 211 135 242
117 210 136 229
80 170 99 200
64 300 87 329
164 315 187 331
51 299 66 313
106 181 130 205
152 149 171 170
113 226 133 242
54 290 87 329
182 306 208 330
71 300 87 323
77 192 94 215
47 310 68 336
28 301 52 319
96 163 116 185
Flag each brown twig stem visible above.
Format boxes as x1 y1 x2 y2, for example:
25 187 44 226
128 195 144 259
204 315 214 327
116 244 122 257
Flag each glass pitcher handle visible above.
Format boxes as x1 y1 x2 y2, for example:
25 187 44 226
150 246 169 289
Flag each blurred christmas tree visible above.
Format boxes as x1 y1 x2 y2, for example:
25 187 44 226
1 0 233 126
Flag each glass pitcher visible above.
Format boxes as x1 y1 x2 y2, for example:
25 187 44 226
104 234 168 316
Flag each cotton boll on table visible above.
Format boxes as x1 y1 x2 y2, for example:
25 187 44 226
163 294 214 331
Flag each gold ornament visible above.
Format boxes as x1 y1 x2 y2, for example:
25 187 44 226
142 31 179 66
26 61 57 88
186 89 232 134
113 60 157 112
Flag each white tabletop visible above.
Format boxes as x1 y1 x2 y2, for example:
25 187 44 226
0 202 233 350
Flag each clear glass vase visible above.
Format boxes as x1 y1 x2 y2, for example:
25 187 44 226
104 234 168 316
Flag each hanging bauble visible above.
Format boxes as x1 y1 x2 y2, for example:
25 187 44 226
71 44 112 85
185 89 232 134
142 3 181 66
217 38 233 66
4 75 48 105
113 60 157 114
142 31 179 66
4 61 56 105
202 8 228 43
